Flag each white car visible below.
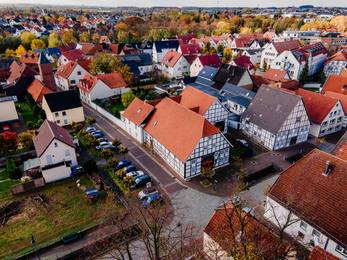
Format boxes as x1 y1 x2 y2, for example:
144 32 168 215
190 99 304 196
96 142 114 150
126 170 145 178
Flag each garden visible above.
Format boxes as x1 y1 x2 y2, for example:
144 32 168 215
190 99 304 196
15 95 45 129
0 175 120 259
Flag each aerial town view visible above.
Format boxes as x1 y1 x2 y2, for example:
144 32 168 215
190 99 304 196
0 0 346 259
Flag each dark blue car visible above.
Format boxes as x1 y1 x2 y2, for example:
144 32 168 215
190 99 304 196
115 160 132 171
131 175 151 190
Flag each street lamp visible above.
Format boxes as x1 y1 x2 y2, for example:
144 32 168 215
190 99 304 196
31 234 41 260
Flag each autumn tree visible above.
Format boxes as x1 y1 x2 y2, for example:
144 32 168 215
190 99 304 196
79 31 90 42
91 32 100 44
15 45 26 56
222 48 232 63
20 31 36 49
18 130 35 150
61 30 77 45
5 48 16 58
0 131 17 154
48 32 61 47
299 62 309 84
31 39 46 50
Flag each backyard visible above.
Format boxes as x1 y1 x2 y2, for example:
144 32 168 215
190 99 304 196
0 175 120 259
0 169 20 200
16 96 44 129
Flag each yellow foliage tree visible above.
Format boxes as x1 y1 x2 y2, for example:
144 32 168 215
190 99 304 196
5 49 16 58
48 32 61 47
62 30 77 45
20 31 36 48
15 45 26 56
79 31 90 42
31 39 46 50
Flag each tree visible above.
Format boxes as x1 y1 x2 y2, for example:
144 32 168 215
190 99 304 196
30 39 46 50
18 130 34 150
203 41 211 54
79 31 90 42
4 48 16 58
90 53 123 74
91 32 100 44
20 31 36 49
0 131 17 154
15 45 26 56
61 30 77 45
6 159 21 180
299 62 309 84
121 91 135 108
222 48 232 63
217 44 224 55
100 149 114 160
83 159 98 174
118 145 128 159
48 32 61 47
112 138 122 147
85 116 96 125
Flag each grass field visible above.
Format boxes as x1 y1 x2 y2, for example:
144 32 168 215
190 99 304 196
0 176 119 259
0 169 20 200
16 101 41 127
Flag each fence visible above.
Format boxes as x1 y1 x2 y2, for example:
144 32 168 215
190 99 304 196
89 102 125 130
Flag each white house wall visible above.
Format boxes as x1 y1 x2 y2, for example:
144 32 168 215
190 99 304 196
42 163 72 183
40 139 77 167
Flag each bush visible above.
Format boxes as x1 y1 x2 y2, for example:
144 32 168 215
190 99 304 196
107 157 119 168
6 159 22 180
123 175 134 186
115 169 126 179
86 117 96 125
112 138 122 147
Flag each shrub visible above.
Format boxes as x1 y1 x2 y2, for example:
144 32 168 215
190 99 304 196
86 117 96 125
115 169 126 179
107 157 119 169
100 149 114 160
83 159 98 174
123 175 134 186
6 159 22 180
112 138 122 147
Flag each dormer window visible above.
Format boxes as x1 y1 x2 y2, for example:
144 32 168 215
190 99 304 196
153 120 158 126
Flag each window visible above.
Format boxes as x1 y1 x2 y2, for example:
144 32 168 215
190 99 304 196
70 79 76 84
64 119 68 125
54 142 58 147
65 150 71 157
296 117 301 123
62 111 66 116
56 120 60 124
297 231 305 239
312 229 321 238
55 112 59 117
336 245 347 256
46 155 53 164
77 71 81 75
300 221 307 231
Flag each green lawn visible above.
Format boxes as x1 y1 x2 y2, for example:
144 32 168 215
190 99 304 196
16 102 41 127
0 176 119 259
0 169 20 200
95 99 125 118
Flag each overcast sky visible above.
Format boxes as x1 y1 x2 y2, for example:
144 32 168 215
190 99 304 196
1 0 346 8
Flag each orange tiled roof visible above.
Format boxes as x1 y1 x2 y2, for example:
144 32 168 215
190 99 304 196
332 131 347 161
268 149 347 248
77 72 126 93
263 69 289 82
55 60 91 79
122 97 154 126
295 88 338 124
204 202 283 257
321 74 347 95
161 51 183 68
144 97 220 162
27 79 53 103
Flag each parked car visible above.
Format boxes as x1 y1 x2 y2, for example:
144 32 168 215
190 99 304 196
236 139 249 147
62 232 81 244
115 160 132 171
138 187 158 200
142 192 162 208
131 175 151 190
97 137 108 143
96 142 114 150
123 165 137 173
85 126 96 133
91 132 104 139
91 130 104 137
2 125 10 132
126 170 145 179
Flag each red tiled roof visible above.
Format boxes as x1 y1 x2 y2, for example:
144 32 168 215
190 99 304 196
175 86 216 116
79 43 103 55
326 51 347 63
321 74 347 95
55 60 91 79
61 49 85 61
204 202 284 257
161 51 183 68
122 97 155 126
325 91 347 114
332 131 347 161
27 79 53 103
294 88 338 124
77 72 126 93
268 149 347 248
273 40 301 54
234 36 255 48
263 69 289 82
309 247 339 260
33 120 75 157
179 43 200 55
233 55 254 69
197 54 221 67
20 52 40 64
144 97 220 162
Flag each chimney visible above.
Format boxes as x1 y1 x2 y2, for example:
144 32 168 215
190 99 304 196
323 161 334 176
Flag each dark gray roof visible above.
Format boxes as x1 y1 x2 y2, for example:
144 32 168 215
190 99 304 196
154 40 179 52
197 66 218 80
43 90 82 112
213 64 249 90
241 86 302 134
220 83 255 100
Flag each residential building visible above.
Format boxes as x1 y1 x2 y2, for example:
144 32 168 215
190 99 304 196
212 64 254 90
321 74 347 95
57 49 85 67
242 48 262 65
78 72 128 104
0 96 18 123
42 90 85 126
152 40 179 63
27 79 53 103
294 89 344 137
264 149 347 260
324 51 347 76
260 40 301 70
332 131 347 161
122 88 231 179
190 55 221 77
121 53 153 82
241 86 310 150
325 91 347 127
33 120 77 183
55 59 91 90
271 42 328 80
160 51 190 79
231 55 254 70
